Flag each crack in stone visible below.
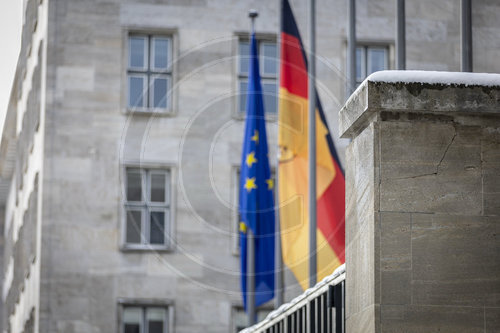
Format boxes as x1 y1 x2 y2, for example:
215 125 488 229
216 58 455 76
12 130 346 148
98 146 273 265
391 128 457 180
436 129 457 174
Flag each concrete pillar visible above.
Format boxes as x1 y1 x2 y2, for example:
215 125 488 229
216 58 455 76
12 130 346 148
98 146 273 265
339 72 500 332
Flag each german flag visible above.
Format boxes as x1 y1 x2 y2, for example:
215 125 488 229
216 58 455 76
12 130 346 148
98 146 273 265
278 0 345 290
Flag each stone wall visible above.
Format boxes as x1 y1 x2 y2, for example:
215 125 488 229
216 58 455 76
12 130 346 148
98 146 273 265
1 0 499 332
340 72 500 332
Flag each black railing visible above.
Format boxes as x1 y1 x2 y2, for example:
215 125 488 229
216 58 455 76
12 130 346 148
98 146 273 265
241 264 345 333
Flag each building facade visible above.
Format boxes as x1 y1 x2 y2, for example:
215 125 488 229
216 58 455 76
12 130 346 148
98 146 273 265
0 0 499 332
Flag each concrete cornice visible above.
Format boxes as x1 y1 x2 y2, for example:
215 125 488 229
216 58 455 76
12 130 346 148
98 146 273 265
340 71 500 139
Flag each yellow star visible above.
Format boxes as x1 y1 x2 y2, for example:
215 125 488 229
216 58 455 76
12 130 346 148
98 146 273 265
244 177 257 192
246 151 258 167
239 221 247 233
251 130 259 144
266 178 274 190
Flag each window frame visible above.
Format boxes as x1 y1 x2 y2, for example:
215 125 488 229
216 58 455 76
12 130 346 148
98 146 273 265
121 163 176 252
234 33 278 120
122 28 178 116
118 299 174 333
353 42 391 86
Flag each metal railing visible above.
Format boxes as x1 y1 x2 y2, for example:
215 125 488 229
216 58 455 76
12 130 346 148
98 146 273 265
241 264 345 333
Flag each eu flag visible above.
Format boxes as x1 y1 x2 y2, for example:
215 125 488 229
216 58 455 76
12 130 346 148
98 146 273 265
239 31 275 310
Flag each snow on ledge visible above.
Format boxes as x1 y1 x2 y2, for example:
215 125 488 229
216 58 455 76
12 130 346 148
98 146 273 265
367 70 500 87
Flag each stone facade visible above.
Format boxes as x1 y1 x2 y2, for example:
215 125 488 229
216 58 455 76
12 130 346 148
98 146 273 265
0 0 499 332
340 74 500 332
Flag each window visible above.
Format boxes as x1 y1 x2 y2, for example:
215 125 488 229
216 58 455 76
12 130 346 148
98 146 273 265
122 306 168 333
231 167 275 254
124 168 171 249
232 306 272 333
355 45 389 85
127 35 172 111
238 38 278 114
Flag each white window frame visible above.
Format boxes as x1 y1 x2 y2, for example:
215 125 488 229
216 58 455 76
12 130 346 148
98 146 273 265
127 34 173 113
128 35 148 71
149 36 172 72
121 165 175 251
128 74 148 109
148 74 171 112
355 44 390 85
118 299 174 333
235 35 278 118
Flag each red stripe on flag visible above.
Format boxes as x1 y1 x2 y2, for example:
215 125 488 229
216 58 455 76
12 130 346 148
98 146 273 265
280 32 308 99
317 159 346 263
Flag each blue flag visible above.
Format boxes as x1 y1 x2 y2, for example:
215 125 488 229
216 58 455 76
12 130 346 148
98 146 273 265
239 32 275 310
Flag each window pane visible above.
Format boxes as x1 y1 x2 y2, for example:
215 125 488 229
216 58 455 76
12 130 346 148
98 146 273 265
150 173 166 203
129 37 146 69
128 76 145 108
123 307 142 333
151 76 168 108
356 47 363 81
126 210 142 244
368 48 387 75
239 81 248 113
152 37 170 70
239 42 250 74
261 43 277 75
150 211 165 245
126 169 142 201
262 82 277 114
147 308 166 333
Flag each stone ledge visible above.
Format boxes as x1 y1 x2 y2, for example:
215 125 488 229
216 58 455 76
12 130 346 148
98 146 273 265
340 71 500 139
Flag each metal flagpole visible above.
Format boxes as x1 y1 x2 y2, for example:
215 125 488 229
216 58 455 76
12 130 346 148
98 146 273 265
247 10 257 327
275 160 284 307
275 0 284 309
247 227 256 326
347 0 356 96
308 0 317 289
396 0 406 70
461 0 472 72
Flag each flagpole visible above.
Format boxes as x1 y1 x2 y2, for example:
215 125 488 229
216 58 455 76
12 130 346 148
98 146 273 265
275 0 284 309
247 10 258 327
308 0 317 288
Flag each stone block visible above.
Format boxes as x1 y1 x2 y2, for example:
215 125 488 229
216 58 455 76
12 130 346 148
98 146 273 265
346 304 378 333
411 214 500 307
380 305 485 333
379 121 482 214
379 212 411 271
341 74 500 333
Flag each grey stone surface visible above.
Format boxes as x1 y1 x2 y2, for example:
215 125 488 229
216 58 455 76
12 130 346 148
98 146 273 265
1 0 500 332
341 76 500 332
380 304 486 333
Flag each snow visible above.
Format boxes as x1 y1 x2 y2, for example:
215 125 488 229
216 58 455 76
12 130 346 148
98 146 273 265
240 264 346 333
367 70 500 87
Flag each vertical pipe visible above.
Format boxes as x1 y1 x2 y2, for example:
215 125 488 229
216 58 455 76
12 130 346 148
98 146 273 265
461 0 472 72
275 167 284 307
347 0 356 95
247 10 258 327
275 0 284 309
247 229 256 325
396 0 406 70
308 0 317 289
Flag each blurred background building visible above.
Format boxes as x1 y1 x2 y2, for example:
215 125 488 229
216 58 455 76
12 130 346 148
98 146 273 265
0 0 498 332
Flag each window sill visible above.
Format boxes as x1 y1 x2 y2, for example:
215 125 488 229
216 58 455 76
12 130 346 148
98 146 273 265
123 108 177 117
120 244 174 253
